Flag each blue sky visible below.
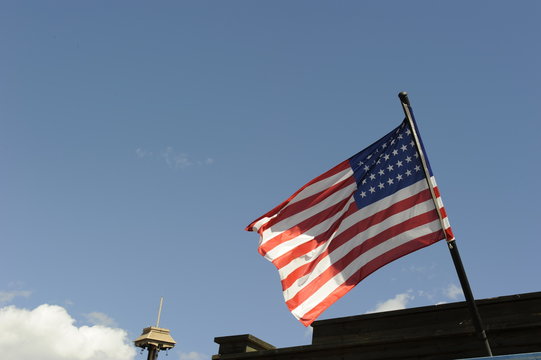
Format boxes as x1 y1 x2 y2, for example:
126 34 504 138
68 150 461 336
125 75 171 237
1 1 539 359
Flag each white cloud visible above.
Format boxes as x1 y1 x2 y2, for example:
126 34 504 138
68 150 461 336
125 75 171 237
367 292 414 313
0 290 31 305
137 146 214 169
444 283 463 300
84 311 118 327
0 304 136 360
203 157 214 165
179 351 208 360
416 289 436 301
162 147 192 169
135 148 152 158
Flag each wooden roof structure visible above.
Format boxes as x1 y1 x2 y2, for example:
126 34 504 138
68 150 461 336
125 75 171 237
213 292 541 360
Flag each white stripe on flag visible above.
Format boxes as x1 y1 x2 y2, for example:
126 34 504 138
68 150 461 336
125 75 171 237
281 196 436 302
269 179 430 269
265 197 357 261
290 218 442 321
260 181 357 247
288 167 354 205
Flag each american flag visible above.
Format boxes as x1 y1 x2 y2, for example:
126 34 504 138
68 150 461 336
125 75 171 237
246 119 454 326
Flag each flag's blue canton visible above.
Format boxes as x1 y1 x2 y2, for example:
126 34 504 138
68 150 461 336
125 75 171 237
348 120 429 210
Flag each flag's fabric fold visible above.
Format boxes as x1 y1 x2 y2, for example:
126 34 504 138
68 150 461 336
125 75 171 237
246 119 454 326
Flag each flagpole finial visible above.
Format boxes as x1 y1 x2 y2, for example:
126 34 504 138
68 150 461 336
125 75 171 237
398 92 410 105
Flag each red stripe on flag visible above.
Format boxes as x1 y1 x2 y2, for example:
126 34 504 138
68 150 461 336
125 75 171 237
271 201 358 269
427 186 454 240
245 161 351 231
296 229 444 326
275 188 432 278
279 191 434 291
439 206 448 219
285 209 440 310
258 195 355 257
258 175 356 233
444 225 454 241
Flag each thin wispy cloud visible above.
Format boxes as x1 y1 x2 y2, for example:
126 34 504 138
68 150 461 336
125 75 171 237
401 263 438 280
0 290 31 305
135 148 152 159
416 283 464 305
367 284 466 315
203 157 214 165
136 147 214 169
162 147 192 169
366 291 414 313
416 289 436 301
84 311 118 327
443 283 463 300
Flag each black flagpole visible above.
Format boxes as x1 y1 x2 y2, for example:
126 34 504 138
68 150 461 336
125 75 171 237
398 92 493 357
